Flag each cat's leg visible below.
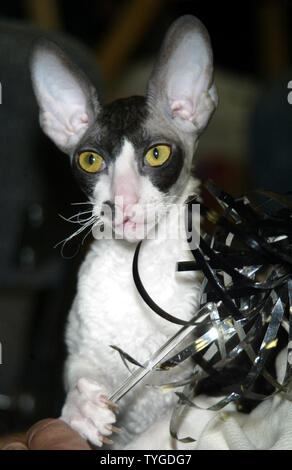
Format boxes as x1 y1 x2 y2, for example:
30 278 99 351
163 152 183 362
60 356 118 447
61 378 117 447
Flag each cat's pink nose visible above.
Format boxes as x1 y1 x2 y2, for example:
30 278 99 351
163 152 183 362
115 195 138 224
114 177 138 211
114 192 138 210
113 194 138 226
120 193 138 209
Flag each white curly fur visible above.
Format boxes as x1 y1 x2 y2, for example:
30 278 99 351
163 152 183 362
61 167 202 449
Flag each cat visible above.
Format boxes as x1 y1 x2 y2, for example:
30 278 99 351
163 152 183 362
30 15 217 449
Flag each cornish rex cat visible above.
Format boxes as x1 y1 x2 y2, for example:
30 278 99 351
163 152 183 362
30 15 217 449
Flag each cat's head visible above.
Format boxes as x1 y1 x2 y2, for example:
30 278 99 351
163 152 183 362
30 15 217 243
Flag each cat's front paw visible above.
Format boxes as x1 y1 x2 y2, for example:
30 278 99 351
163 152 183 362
60 377 119 447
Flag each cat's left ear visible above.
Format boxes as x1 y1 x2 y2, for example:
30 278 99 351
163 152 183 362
147 15 218 134
30 39 100 153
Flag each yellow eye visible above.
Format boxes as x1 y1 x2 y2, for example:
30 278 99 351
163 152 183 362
144 145 171 167
78 151 104 173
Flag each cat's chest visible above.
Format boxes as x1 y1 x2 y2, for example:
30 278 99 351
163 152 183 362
76 237 201 362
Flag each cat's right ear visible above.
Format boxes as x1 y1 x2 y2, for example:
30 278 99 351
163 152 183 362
30 39 100 153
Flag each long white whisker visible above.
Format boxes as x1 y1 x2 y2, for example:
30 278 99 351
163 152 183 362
55 217 98 249
59 214 91 225
70 210 93 217
70 201 94 206
81 224 96 246
59 210 94 225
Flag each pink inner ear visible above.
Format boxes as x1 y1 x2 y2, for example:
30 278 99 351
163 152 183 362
80 113 89 124
170 99 195 122
69 111 89 132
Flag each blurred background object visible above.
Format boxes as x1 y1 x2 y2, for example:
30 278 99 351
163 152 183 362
0 0 291 437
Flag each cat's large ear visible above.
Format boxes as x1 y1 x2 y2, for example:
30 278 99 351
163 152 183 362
30 40 100 153
147 15 218 134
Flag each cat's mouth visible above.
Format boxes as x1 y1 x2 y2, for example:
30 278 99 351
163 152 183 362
114 215 147 241
122 216 137 229
97 201 160 242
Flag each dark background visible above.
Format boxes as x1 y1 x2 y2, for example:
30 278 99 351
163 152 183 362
0 0 291 437
1 0 292 76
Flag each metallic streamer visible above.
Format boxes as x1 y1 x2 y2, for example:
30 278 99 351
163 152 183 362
109 181 292 442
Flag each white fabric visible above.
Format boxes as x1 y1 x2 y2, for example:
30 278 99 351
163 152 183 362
127 348 292 450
